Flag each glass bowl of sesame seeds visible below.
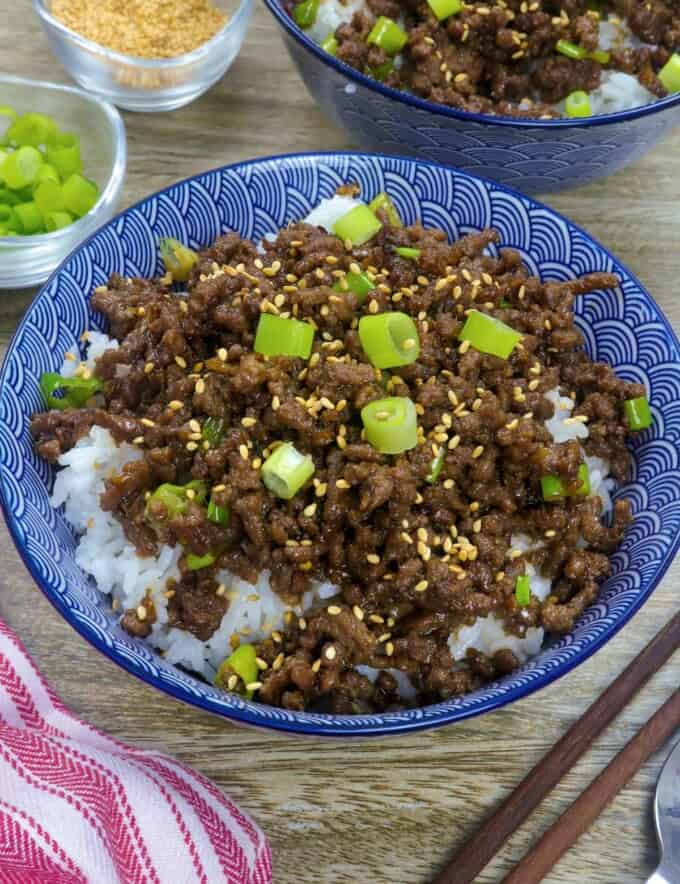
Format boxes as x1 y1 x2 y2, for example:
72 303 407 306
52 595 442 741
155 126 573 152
33 0 254 112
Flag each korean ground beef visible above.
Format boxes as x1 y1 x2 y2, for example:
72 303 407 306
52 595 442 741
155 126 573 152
31 190 645 714
296 0 680 117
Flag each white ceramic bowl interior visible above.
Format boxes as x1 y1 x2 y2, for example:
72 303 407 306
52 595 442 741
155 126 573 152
33 0 255 112
0 76 126 290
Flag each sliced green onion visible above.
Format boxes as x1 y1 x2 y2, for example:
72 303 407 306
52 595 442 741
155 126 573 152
358 312 420 369
1 146 43 189
565 90 592 118
45 210 74 232
515 575 531 607
46 134 82 180
35 179 66 215
159 237 198 282
215 643 259 697
62 173 99 217
370 60 394 81
35 163 60 186
321 32 338 55
556 39 587 60
0 187 22 206
332 203 382 247
261 442 315 499
361 396 418 454
254 314 315 359
458 310 521 359
39 371 102 410
394 246 421 261
426 0 462 20
659 53 680 93
624 396 652 431
6 112 58 148
186 551 217 571
202 416 225 448
145 480 208 523
541 463 591 502
0 205 18 228
333 271 374 303
368 192 402 227
589 49 610 65
367 16 408 55
207 498 231 525
292 0 319 28
425 448 445 484
14 201 44 235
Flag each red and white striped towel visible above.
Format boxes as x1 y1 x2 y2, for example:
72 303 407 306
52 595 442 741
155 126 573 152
0 619 272 884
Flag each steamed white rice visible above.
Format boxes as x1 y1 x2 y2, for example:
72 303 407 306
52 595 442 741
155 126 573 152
310 2 661 117
51 223 614 702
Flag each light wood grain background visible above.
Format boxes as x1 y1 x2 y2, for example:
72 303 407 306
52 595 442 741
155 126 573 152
2 3 679 882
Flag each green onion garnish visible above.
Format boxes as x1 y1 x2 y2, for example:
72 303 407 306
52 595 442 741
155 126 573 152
426 0 462 20
46 133 82 180
62 173 99 218
659 53 680 93
515 575 531 607
202 417 225 448
565 90 592 118
425 448 445 484
370 60 395 81
589 49 610 65
394 246 421 261
321 32 338 55
215 643 259 697
35 180 66 216
6 112 58 148
45 211 73 232
145 480 208 522
254 314 315 360
541 463 591 502
367 16 408 55
14 201 44 234
186 551 217 571
458 310 521 359
358 312 420 369
292 0 319 28
361 396 418 454
207 498 231 525
332 203 382 247
261 442 315 500
333 271 374 303
159 237 199 282
624 396 652 431
556 39 587 60
368 192 402 227
2 146 43 190
39 371 102 410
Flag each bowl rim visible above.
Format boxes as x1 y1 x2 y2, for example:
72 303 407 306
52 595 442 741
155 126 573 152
32 0 254 70
0 74 126 248
2 149 680 737
264 0 680 129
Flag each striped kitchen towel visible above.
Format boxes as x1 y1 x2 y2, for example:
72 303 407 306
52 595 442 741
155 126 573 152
0 619 272 883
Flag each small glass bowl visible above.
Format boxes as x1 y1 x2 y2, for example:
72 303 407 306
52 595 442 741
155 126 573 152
33 0 254 112
0 75 126 290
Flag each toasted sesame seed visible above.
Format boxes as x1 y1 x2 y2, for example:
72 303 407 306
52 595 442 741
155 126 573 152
136 605 147 621
303 503 317 518
545 529 557 538
448 435 461 450
217 348 227 361
366 553 380 564
459 339 471 354
312 659 322 673
336 479 350 489
352 605 364 621
415 580 428 593
246 682 263 692
168 400 183 411
472 445 484 459
272 395 281 411
227 674 239 690
132 436 144 445
469 501 480 512
272 653 285 671
508 548 522 559
241 416 257 427
186 441 198 452
327 605 342 616
385 642 394 657
325 645 337 661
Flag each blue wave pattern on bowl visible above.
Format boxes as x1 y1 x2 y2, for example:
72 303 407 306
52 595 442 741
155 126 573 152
1 153 679 737
265 0 680 194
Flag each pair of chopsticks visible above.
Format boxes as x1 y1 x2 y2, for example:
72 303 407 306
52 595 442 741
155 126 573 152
433 610 680 884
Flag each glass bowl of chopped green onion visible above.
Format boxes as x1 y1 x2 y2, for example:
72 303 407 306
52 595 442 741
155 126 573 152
32 0 254 113
0 76 126 289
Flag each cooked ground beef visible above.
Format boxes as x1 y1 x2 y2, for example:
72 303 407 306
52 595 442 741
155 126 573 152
296 0 678 117
31 191 643 713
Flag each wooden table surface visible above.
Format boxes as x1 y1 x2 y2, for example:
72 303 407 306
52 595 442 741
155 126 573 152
2 4 680 882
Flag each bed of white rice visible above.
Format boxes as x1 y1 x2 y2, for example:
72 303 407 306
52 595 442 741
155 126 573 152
308 2 659 117
51 203 615 702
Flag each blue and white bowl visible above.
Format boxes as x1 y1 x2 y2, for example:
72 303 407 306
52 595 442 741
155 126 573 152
1 152 679 737
265 0 680 194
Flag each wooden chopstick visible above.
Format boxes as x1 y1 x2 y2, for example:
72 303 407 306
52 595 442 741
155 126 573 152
432 610 680 884
502 688 680 883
